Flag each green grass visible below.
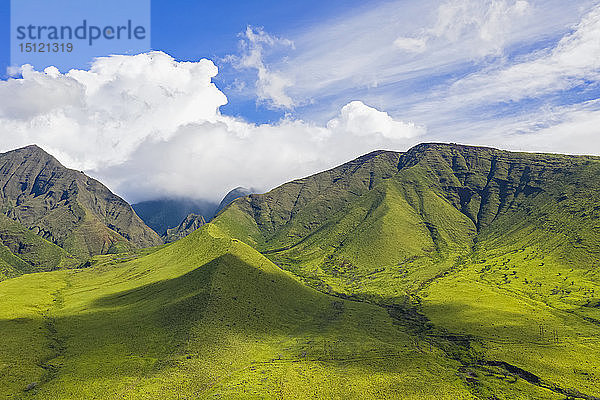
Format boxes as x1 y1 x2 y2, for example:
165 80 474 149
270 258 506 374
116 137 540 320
0 214 79 279
212 143 600 398
0 224 478 399
3 143 600 398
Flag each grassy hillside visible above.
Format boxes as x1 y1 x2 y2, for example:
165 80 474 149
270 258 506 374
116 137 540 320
0 214 78 280
0 145 162 260
213 143 600 398
2 143 600 398
1 224 483 399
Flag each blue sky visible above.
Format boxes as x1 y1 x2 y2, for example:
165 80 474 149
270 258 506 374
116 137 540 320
1 0 599 202
151 0 374 123
0 0 371 123
2 0 597 127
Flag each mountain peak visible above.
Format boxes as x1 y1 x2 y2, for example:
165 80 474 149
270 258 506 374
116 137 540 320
214 186 257 217
0 145 162 259
406 142 500 154
163 213 206 243
9 143 51 155
1 144 64 170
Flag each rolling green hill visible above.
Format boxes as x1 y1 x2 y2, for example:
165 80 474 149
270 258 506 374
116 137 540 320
1 143 600 399
213 143 600 398
0 145 162 261
0 224 485 399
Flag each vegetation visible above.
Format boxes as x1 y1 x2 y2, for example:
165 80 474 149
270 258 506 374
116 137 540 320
0 145 162 261
0 214 78 279
213 143 600 398
1 225 477 399
1 143 600 398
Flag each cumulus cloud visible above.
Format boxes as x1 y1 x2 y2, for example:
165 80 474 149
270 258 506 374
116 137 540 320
327 101 424 139
227 26 296 109
0 52 227 169
0 52 423 202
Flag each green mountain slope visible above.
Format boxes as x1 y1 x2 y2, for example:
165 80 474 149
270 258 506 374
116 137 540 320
0 214 78 280
0 224 483 399
0 145 162 260
213 148 476 295
2 143 600 399
213 143 600 398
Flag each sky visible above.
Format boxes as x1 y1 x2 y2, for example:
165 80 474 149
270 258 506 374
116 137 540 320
0 0 599 203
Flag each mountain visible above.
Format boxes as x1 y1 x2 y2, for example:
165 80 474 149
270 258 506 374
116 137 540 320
1 143 600 399
213 186 255 217
0 214 78 280
162 213 206 243
212 143 600 398
0 224 478 399
0 145 162 260
132 198 218 235
213 143 600 291
133 187 255 237
157 188 255 244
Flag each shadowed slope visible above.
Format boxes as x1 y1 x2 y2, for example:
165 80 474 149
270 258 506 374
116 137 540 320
163 213 206 243
212 143 600 398
0 214 77 279
0 223 476 399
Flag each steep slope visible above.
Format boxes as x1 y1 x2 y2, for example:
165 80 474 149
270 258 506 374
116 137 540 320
0 224 479 399
2 143 600 398
212 143 600 397
133 198 218 235
0 145 162 259
0 214 78 279
397 143 598 230
163 213 206 243
213 143 600 293
213 148 476 295
214 186 255 217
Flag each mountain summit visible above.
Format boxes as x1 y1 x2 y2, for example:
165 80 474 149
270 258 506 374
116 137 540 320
213 142 600 294
0 145 162 260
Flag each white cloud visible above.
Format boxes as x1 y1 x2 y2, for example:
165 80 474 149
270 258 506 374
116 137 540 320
0 52 227 169
469 100 600 155
327 101 424 139
0 52 423 202
228 26 295 109
394 0 531 56
2 2 598 205
393 37 428 53
430 0 531 54
226 0 588 126
445 4 600 104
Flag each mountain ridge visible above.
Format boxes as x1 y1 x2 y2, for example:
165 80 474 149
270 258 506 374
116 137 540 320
1 142 600 398
0 144 162 261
